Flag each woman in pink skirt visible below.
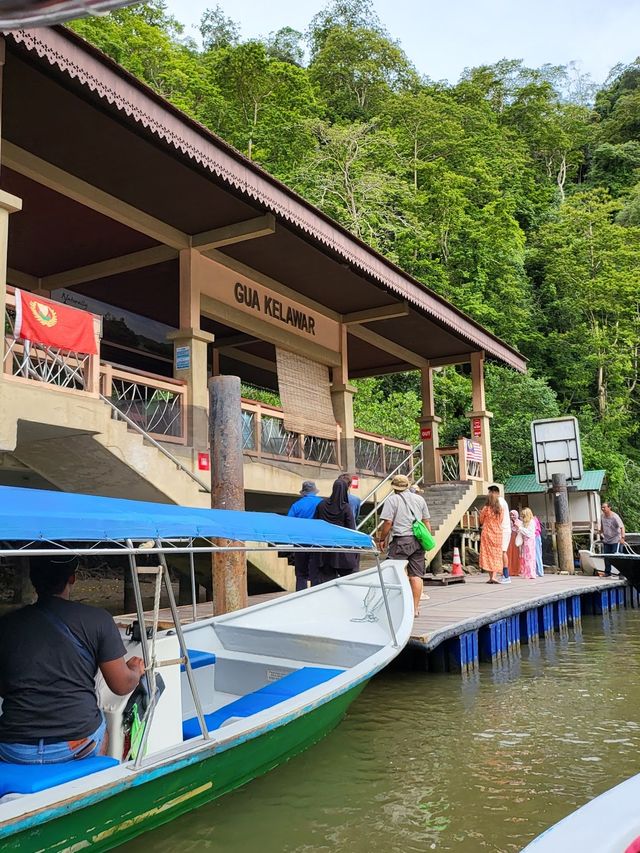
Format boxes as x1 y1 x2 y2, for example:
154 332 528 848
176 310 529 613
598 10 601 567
516 507 537 579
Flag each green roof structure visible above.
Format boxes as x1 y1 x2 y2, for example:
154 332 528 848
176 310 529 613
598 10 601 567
504 470 606 495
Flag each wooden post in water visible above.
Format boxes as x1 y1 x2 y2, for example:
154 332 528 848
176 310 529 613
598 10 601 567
209 375 247 613
552 473 574 574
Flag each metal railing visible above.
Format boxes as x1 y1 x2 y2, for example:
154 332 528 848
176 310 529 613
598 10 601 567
353 431 413 476
241 399 340 468
100 393 210 493
100 363 187 445
357 443 424 533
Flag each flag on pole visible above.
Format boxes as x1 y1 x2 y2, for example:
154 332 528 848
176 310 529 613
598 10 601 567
14 289 97 355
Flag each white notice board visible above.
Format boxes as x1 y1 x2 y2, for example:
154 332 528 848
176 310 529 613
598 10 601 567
531 417 583 485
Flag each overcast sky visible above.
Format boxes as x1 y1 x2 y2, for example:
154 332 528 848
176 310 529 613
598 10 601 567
163 0 639 85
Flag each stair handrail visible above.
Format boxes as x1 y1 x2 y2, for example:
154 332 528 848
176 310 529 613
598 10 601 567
100 393 211 493
357 442 423 531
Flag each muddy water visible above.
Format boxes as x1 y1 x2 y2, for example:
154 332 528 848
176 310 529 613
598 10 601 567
122 608 640 853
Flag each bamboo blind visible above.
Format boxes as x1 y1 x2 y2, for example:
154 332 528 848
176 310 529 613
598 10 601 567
276 348 338 440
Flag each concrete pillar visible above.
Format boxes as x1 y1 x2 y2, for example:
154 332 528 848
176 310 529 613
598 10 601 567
209 375 247 614
0 189 23 327
418 365 441 485
331 324 356 470
167 249 214 450
466 352 493 484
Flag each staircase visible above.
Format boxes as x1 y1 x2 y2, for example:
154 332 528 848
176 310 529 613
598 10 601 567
357 444 483 565
0 378 208 507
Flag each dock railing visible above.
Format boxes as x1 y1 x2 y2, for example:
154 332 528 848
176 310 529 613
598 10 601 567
241 399 341 468
437 438 484 483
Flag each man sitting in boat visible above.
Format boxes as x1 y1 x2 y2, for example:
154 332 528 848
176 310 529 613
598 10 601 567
0 558 144 763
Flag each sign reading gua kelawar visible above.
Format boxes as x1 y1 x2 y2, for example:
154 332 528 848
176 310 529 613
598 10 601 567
199 256 340 354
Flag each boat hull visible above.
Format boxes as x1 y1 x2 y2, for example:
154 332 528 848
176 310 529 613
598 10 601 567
1 682 366 853
609 554 640 593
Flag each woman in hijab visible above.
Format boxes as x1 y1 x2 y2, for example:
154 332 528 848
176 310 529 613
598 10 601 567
507 509 522 576
309 478 357 585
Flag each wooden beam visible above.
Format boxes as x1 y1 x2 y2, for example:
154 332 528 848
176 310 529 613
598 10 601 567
342 303 409 325
428 353 473 367
218 347 277 374
349 363 415 378
194 214 276 252
42 246 178 290
2 142 189 250
212 334 259 349
7 268 39 290
348 324 429 369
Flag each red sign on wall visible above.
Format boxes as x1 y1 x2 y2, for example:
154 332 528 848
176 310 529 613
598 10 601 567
197 452 210 471
421 427 432 440
351 475 360 490
472 418 482 438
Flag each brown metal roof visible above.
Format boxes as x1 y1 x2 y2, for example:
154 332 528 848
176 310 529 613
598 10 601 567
3 26 526 372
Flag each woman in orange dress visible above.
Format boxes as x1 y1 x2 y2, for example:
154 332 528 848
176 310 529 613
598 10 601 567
479 492 505 584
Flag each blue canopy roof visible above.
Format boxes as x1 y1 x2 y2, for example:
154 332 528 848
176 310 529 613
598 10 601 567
0 486 374 550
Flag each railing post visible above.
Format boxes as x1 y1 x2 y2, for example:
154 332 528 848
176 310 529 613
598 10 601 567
85 316 101 394
458 437 467 481
255 404 262 458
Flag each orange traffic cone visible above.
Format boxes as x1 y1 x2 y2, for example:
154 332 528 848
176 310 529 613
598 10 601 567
451 546 464 576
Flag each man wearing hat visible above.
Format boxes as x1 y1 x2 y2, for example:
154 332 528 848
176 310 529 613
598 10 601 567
376 475 431 617
287 481 323 590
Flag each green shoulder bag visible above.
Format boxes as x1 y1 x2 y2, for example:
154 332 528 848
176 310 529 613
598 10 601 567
400 493 435 551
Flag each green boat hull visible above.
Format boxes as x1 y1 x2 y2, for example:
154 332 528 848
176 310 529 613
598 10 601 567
2 683 366 853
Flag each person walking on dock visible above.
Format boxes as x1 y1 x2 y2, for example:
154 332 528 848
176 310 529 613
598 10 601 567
309 479 357 585
479 490 505 584
534 515 544 576
376 474 432 617
516 508 537 579
339 473 362 525
600 502 626 577
287 481 323 591
488 485 511 584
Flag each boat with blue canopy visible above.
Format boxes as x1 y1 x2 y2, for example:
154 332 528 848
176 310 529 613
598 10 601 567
0 486 413 852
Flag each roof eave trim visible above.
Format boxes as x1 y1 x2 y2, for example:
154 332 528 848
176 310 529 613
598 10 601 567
6 27 526 372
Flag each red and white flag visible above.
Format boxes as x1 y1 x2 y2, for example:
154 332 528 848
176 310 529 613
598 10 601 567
14 290 97 355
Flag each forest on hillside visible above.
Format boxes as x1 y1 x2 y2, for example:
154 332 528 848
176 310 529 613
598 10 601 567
71 1 640 525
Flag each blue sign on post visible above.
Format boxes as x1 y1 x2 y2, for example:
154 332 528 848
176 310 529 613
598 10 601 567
175 345 191 370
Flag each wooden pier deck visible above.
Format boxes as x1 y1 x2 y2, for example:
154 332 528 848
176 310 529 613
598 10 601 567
117 574 626 655
413 574 625 651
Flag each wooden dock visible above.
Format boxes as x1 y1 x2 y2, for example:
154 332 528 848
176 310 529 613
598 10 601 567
116 572 635 675
412 573 626 651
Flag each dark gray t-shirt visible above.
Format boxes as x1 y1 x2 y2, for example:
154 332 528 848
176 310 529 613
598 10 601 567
0 597 126 744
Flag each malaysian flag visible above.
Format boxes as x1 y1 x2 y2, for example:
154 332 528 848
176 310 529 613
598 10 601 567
466 440 483 462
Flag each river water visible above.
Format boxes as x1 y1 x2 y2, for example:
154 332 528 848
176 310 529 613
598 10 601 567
123 608 640 853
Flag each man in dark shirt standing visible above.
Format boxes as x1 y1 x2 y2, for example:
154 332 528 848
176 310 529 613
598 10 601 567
0 558 144 763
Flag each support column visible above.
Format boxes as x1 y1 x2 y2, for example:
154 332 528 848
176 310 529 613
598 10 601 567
331 323 357 471
552 473 574 574
167 249 214 449
466 352 493 484
209 375 247 614
418 365 441 485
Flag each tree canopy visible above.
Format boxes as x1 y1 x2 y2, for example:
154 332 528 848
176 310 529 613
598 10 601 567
70 0 640 525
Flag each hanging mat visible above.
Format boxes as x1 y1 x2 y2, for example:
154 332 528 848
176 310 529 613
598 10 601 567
276 348 338 440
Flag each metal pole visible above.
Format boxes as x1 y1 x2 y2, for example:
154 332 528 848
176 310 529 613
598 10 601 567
125 539 152 675
155 541 210 740
189 549 198 622
552 473 574 574
209 375 247 614
375 554 398 648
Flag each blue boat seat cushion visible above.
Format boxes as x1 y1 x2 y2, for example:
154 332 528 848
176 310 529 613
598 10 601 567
181 649 217 672
182 666 344 740
0 755 119 797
